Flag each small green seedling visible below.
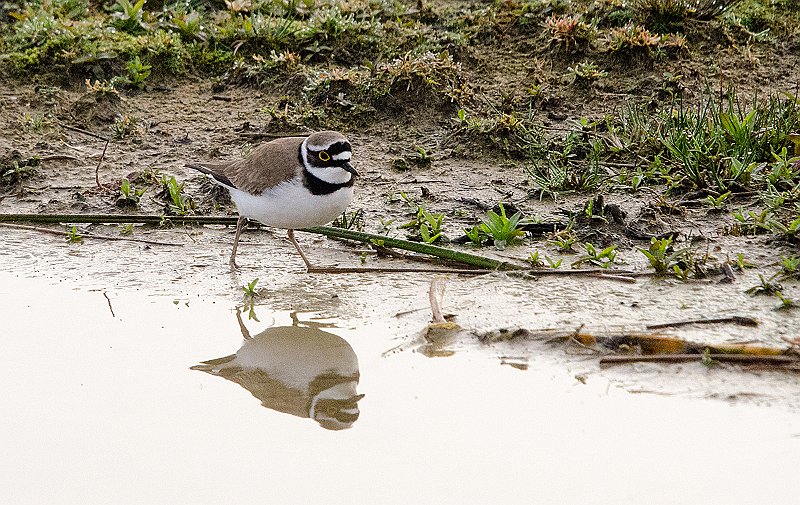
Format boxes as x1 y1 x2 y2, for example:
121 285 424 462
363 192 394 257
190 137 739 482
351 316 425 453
777 256 800 280
732 208 771 235
332 209 364 231
572 242 618 268
775 292 797 311
117 177 146 206
732 253 753 271
746 274 782 296
704 191 731 210
767 216 800 241
527 251 543 267
125 56 152 89
549 231 577 252
639 236 686 276
418 209 444 244
479 203 525 250
545 255 562 268
701 348 718 368
66 226 82 243
242 278 259 298
399 193 445 244
161 175 194 215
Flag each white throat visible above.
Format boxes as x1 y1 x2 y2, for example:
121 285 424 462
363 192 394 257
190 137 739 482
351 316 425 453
301 137 354 185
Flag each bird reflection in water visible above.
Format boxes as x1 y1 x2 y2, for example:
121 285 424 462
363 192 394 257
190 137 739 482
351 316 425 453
192 310 363 430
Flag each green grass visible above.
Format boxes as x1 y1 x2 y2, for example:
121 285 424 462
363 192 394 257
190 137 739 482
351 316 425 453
465 203 527 250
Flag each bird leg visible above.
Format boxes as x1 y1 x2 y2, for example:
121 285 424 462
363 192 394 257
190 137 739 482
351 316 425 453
287 229 314 271
229 216 247 271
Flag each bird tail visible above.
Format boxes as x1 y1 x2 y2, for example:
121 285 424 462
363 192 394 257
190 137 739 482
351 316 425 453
186 162 235 189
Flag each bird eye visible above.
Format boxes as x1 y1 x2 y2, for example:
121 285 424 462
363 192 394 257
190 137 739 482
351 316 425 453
318 151 330 161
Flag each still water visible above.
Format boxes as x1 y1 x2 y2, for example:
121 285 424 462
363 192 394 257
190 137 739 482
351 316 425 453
1 270 799 505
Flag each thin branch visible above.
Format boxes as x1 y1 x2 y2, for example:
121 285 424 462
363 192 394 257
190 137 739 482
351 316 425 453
646 316 759 329
59 122 109 142
39 154 80 162
57 122 111 187
0 222 183 246
600 354 800 366
0 213 238 225
103 292 116 317
307 265 490 274
95 138 109 187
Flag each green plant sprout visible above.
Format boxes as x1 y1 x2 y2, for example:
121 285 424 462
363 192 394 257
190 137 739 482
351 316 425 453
117 177 146 207
572 242 618 268
66 226 82 243
639 236 686 275
242 278 259 297
160 175 194 215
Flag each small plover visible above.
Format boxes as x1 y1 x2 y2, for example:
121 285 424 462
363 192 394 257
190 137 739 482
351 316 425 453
187 131 357 270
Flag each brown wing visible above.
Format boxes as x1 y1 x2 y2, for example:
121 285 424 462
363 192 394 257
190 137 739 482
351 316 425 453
216 136 305 195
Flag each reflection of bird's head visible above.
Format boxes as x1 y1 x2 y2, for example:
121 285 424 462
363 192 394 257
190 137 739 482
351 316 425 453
308 376 364 431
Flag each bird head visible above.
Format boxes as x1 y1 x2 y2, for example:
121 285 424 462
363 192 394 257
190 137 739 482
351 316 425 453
301 131 358 184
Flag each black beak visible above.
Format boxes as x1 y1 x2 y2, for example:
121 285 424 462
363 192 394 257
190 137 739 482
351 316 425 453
343 162 359 177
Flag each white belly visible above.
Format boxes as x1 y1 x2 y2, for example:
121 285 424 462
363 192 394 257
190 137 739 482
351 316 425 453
229 180 354 229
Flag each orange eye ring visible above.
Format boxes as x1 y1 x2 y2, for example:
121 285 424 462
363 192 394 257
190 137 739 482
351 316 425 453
318 151 331 161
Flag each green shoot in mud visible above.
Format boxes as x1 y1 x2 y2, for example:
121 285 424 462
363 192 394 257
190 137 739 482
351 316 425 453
332 209 364 231
160 175 194 216
746 274 783 296
1 157 39 186
766 214 800 243
398 193 445 244
572 242 618 269
117 177 146 207
123 56 152 89
242 278 259 298
526 251 562 269
65 225 82 244
776 256 800 281
704 191 732 210
732 253 753 271
701 347 719 368
391 146 434 171
548 228 578 253
241 278 262 320
545 255 563 268
417 210 444 244
731 208 771 235
526 251 543 268
774 292 797 311
465 203 526 250
639 236 688 276
18 112 48 132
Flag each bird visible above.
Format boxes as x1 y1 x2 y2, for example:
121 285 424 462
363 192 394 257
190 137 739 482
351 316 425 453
186 131 357 270
191 311 364 430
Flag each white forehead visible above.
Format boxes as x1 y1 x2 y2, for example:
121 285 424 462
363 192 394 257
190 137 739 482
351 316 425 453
332 151 351 161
